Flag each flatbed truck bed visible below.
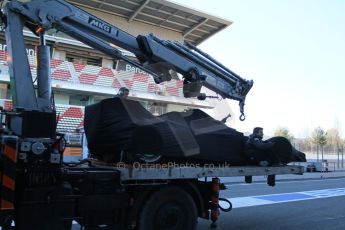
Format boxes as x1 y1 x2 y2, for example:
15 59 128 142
86 160 304 181
113 165 304 181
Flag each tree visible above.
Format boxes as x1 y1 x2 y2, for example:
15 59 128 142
274 127 294 142
311 127 327 161
297 137 311 152
340 138 345 168
339 138 345 152
326 128 341 154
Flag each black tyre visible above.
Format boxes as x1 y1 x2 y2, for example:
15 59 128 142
123 151 163 164
135 152 163 163
139 186 197 230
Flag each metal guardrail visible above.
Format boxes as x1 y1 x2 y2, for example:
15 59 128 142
321 161 336 172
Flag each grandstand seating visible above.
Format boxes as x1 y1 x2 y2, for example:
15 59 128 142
0 50 184 97
0 50 7 63
112 78 122 88
51 59 63 69
148 83 160 94
0 49 185 134
56 105 84 133
1 99 12 110
0 99 84 133
52 69 72 81
99 67 114 77
78 73 98 85
51 60 73 82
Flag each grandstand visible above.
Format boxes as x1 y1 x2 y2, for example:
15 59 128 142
0 0 232 156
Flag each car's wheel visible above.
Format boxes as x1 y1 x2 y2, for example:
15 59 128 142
138 186 197 230
135 152 163 163
123 151 163 164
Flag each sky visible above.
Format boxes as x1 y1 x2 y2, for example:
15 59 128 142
172 0 345 138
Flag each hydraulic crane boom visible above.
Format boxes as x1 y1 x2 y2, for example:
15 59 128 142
2 0 253 120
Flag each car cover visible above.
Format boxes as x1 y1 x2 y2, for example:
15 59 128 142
84 98 305 165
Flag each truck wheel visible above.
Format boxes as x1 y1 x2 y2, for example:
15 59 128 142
138 186 197 230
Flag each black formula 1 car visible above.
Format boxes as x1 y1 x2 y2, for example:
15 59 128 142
84 98 306 165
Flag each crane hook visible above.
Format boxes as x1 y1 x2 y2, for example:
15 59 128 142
239 113 246 121
239 100 246 121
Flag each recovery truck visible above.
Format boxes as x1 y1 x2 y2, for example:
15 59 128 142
0 0 304 229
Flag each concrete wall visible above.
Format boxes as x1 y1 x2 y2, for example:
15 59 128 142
52 49 66 60
102 58 114 68
54 93 70 104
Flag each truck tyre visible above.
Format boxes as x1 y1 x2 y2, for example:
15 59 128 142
138 186 197 230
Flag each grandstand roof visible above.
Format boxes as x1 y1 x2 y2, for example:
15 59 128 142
68 0 232 45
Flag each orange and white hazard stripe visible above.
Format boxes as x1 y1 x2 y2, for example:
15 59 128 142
0 136 18 211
